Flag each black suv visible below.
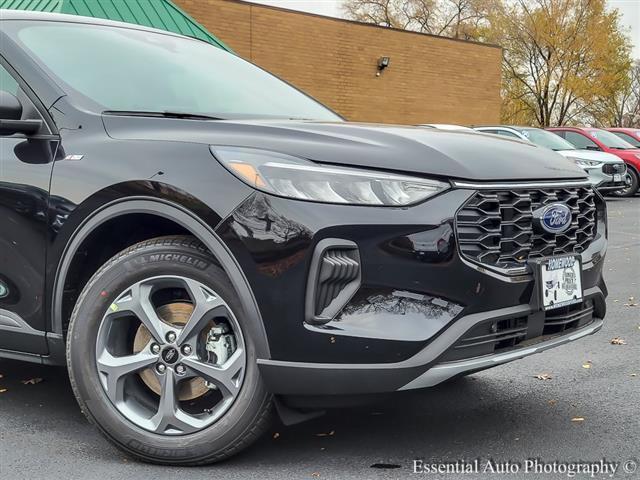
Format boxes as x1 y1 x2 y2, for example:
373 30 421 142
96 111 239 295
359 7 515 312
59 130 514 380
0 12 607 465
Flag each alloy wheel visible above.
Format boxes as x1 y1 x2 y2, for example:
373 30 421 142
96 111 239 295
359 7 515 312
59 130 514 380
95 275 246 435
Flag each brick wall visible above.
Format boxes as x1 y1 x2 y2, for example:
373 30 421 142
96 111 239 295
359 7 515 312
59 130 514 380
175 0 502 125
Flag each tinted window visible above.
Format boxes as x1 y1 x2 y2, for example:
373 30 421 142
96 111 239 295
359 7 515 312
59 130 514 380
564 132 599 150
8 22 341 121
611 132 640 148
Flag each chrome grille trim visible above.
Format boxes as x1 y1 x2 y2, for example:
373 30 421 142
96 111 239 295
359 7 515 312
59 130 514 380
453 180 590 189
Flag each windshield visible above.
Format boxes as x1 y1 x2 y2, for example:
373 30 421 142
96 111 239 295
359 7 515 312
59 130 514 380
7 21 342 121
589 129 635 149
611 131 640 148
520 128 576 151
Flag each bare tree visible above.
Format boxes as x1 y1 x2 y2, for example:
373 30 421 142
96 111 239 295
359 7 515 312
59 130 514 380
341 0 494 40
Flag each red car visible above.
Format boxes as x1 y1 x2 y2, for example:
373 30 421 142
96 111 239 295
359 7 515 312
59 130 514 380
547 127 640 196
607 128 640 149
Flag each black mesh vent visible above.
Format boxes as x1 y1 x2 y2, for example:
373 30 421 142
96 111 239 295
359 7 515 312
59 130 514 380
441 316 528 361
305 240 361 325
441 300 596 362
543 299 595 334
456 186 597 270
315 249 360 316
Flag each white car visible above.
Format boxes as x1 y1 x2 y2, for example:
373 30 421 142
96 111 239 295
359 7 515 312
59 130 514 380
473 126 628 192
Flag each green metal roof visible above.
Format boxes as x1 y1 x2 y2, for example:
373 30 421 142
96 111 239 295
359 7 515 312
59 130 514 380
0 0 231 51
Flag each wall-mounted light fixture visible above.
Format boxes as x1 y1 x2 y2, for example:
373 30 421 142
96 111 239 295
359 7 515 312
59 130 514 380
376 56 391 77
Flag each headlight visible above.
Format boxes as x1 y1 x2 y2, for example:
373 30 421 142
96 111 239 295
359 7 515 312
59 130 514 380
568 157 601 168
212 146 449 206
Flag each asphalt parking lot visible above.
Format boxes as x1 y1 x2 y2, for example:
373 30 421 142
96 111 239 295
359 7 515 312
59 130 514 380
1 196 639 480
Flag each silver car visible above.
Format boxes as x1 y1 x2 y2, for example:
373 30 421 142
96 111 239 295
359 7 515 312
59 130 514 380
474 126 628 192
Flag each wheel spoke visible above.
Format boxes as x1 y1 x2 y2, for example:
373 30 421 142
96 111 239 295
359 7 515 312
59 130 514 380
112 282 166 343
150 369 203 434
177 278 226 345
97 348 157 404
182 349 245 398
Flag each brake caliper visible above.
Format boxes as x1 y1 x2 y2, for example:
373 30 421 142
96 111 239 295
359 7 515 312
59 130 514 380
204 323 237 390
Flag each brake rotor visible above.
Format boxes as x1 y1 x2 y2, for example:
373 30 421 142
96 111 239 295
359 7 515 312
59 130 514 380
133 302 209 401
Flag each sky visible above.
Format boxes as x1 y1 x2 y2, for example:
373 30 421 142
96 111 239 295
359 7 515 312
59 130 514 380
250 0 640 58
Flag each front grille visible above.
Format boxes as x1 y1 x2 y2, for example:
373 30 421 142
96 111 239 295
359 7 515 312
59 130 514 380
456 186 597 270
602 163 627 175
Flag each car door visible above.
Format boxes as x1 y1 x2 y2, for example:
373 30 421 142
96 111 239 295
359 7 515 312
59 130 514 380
0 59 58 354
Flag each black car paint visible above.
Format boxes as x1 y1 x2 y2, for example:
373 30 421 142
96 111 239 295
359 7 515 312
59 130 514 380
0 14 605 399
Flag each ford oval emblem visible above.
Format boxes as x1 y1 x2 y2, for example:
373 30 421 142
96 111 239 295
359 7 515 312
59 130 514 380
534 203 572 234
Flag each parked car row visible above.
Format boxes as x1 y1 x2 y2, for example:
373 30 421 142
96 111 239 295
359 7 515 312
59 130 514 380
424 124 640 196
548 127 640 196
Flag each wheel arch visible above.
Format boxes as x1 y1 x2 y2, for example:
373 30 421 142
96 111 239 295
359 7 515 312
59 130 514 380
626 161 640 177
51 197 270 359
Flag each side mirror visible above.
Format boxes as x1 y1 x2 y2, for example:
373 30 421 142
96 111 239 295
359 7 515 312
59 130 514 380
0 90 42 136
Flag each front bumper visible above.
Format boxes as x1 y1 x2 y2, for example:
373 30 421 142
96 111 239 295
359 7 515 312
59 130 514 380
257 286 605 395
588 164 628 191
215 186 608 397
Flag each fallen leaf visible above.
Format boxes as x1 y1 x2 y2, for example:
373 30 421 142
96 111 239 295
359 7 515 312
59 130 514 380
315 430 335 437
311 473 320 478
21 378 43 385
534 373 553 380
571 417 585 423
582 361 592 369
548 400 557 406
611 337 627 345
273 432 280 439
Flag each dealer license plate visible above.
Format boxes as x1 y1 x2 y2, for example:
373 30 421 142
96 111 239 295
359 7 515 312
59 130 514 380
614 174 622 182
540 256 582 311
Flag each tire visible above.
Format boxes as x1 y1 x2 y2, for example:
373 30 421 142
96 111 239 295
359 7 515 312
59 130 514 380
66 236 273 465
610 168 639 197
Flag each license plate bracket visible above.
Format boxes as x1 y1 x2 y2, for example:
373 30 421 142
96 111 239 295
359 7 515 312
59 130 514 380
533 255 583 311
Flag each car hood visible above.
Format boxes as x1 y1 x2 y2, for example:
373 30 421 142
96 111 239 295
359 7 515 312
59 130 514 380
556 149 624 164
103 117 587 181
610 149 640 161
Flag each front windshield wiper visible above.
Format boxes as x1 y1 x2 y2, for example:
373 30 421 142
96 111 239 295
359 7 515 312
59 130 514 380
103 110 223 121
